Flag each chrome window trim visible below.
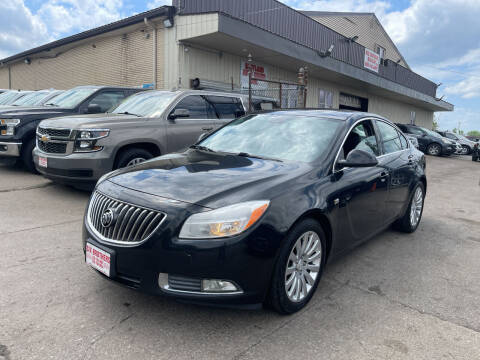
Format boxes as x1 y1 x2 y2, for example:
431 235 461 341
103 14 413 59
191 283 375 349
332 117 409 174
86 191 167 247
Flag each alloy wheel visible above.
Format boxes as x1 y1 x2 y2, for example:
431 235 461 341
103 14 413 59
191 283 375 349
461 146 470 155
428 144 440 156
126 157 146 167
410 187 423 227
284 231 322 302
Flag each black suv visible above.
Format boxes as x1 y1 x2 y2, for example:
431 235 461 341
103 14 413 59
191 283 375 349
0 86 143 172
395 123 455 156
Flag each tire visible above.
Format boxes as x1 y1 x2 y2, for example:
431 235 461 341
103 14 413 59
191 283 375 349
461 145 471 155
114 148 154 169
426 143 441 156
267 219 326 314
393 182 425 233
21 138 38 174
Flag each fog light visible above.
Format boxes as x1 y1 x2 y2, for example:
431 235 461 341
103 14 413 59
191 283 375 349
202 279 238 293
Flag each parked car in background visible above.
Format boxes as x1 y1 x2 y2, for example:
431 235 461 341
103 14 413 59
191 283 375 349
33 90 254 188
466 135 479 143
396 123 456 156
437 130 477 155
0 90 64 114
83 110 426 314
0 86 143 172
0 90 33 106
0 89 9 94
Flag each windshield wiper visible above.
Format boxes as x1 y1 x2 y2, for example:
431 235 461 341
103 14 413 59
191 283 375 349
44 103 58 107
117 111 141 117
236 152 283 162
189 145 216 152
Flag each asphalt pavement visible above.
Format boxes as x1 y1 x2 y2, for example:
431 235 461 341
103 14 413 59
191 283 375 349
0 155 479 360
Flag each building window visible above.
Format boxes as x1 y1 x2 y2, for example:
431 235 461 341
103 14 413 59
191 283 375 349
319 89 333 109
410 111 416 125
375 44 386 60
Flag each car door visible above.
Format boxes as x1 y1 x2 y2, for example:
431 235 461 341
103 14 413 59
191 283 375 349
330 119 389 247
404 125 428 152
376 120 415 223
166 95 216 153
204 95 246 129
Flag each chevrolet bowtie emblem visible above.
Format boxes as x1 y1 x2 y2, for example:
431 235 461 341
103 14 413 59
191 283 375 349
41 135 50 142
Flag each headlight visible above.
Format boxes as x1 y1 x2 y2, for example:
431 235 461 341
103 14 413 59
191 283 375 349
179 200 270 239
0 119 20 136
442 138 450 144
74 129 109 152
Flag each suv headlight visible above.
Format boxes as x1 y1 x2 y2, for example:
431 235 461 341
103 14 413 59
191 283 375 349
74 129 109 152
0 119 20 136
179 201 270 239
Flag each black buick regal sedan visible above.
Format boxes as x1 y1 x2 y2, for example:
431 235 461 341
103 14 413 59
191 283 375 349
83 110 426 314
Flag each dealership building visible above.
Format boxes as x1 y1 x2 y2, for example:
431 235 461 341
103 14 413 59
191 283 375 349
0 0 452 127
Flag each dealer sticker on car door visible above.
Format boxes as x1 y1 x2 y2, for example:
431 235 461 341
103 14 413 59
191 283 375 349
85 243 111 277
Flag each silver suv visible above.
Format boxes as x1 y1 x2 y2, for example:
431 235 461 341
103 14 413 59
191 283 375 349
33 90 250 188
437 130 477 155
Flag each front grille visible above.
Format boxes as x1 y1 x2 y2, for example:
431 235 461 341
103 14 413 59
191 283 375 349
168 275 202 292
37 127 71 138
88 191 166 244
38 140 67 154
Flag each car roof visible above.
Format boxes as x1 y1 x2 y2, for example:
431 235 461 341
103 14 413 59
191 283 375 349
250 109 390 122
70 85 141 90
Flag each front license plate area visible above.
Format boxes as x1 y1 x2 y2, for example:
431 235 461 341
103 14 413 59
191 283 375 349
86 242 111 277
38 156 48 168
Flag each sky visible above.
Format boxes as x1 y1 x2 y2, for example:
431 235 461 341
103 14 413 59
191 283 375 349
1 0 479 132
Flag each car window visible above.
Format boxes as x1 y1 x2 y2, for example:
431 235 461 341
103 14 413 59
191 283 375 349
398 131 409 149
171 95 215 119
376 121 403 154
205 96 245 119
111 91 177 117
341 120 380 158
405 126 424 136
89 91 126 112
445 133 457 140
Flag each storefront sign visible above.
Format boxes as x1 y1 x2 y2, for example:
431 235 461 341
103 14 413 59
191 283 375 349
241 60 268 89
364 48 380 73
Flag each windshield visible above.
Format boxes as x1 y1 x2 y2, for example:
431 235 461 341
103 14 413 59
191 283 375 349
47 88 98 108
12 91 49 106
0 91 22 105
423 128 443 138
111 91 176 117
199 113 342 162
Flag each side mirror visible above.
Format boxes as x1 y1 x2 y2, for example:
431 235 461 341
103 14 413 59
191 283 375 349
169 108 190 120
197 132 208 142
337 149 378 168
86 104 102 113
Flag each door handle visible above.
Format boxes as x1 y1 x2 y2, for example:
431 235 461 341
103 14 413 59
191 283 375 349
202 127 213 131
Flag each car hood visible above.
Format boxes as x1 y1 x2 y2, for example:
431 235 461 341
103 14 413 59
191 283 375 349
102 150 310 209
39 113 141 128
0 107 72 118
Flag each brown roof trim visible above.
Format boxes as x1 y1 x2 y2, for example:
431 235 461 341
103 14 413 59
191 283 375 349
0 6 174 65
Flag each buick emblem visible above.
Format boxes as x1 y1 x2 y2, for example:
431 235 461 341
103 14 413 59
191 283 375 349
101 208 117 228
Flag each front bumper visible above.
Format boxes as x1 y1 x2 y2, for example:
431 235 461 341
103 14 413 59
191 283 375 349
82 182 280 307
33 148 114 183
0 141 21 157
441 144 455 155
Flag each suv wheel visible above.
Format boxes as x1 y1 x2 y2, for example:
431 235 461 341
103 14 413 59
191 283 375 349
426 143 441 156
267 219 326 314
21 138 38 174
115 148 154 169
461 145 471 155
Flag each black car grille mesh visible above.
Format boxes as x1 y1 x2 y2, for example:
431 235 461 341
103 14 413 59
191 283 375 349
168 275 202 292
88 191 166 244
38 140 67 154
37 127 71 137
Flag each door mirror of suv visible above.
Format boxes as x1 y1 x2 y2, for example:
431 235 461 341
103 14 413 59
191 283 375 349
337 149 378 168
86 104 102 113
169 108 190 120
